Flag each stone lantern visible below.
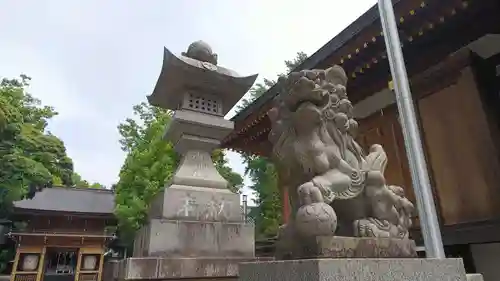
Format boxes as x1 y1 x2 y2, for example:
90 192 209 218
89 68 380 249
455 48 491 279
115 41 262 281
147 40 257 190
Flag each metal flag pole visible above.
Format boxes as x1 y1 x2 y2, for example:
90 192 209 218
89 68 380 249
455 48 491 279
377 0 445 259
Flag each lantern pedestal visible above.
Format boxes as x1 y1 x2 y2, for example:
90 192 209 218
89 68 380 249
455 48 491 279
115 41 264 281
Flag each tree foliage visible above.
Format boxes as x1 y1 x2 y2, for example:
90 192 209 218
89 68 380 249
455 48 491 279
0 75 85 273
238 52 308 238
70 172 106 189
114 102 243 241
244 155 281 238
0 75 76 217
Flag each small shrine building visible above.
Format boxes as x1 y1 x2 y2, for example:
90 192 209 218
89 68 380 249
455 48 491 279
8 187 116 281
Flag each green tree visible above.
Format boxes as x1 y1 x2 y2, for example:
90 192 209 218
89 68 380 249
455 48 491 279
0 75 77 272
244 155 281 238
70 172 105 188
236 51 308 112
114 102 243 241
70 172 89 187
0 75 75 217
89 183 106 189
236 78 275 112
238 52 307 238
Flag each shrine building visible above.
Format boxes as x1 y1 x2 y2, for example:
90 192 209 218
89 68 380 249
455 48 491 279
7 187 116 281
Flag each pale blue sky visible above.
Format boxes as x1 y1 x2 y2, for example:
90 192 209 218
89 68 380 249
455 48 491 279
0 0 376 203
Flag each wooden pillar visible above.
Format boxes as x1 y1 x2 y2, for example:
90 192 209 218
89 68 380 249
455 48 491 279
75 250 82 281
9 248 20 281
35 247 46 281
282 188 290 224
97 252 104 281
277 168 291 224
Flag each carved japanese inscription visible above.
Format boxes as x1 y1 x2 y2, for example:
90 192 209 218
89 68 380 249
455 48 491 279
174 192 234 221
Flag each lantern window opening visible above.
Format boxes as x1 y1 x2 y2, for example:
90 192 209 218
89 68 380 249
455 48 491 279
182 91 223 116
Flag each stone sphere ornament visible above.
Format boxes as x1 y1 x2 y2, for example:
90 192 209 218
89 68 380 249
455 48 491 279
182 40 218 65
295 202 338 236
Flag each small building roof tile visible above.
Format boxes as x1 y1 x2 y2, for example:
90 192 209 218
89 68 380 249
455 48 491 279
13 186 115 215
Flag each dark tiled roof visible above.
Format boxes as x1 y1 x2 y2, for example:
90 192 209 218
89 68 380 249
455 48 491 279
13 186 115 215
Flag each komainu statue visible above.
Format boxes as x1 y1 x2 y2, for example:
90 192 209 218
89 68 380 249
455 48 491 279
268 65 414 241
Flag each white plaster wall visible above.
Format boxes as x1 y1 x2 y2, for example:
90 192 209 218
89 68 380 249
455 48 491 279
470 243 500 281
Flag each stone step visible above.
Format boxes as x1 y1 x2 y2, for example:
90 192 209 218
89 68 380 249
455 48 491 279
240 258 469 281
467 274 484 281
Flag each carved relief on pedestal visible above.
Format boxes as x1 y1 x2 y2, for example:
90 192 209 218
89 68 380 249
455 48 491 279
174 191 235 222
187 151 212 178
200 196 233 221
176 194 197 217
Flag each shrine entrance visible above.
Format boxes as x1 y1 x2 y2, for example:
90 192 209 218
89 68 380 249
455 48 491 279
42 248 78 281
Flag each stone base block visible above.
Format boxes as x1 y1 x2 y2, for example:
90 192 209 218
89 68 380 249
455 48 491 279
116 256 270 280
239 258 468 281
276 236 417 259
133 219 254 258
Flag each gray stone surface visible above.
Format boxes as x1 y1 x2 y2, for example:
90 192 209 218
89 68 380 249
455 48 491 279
105 260 121 281
134 218 254 258
240 258 468 281
267 66 414 239
147 43 257 115
169 150 229 189
165 110 235 155
466 274 484 281
276 235 417 260
149 185 242 222
118 257 268 280
165 110 234 145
